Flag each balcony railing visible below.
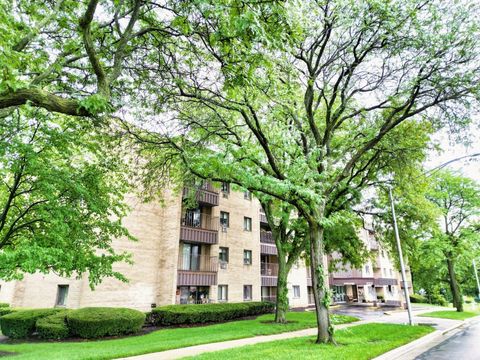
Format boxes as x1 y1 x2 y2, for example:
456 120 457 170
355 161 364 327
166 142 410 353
260 231 274 244
259 209 268 224
180 213 219 244
183 183 219 206
374 278 398 286
261 296 277 303
261 262 279 277
178 254 218 273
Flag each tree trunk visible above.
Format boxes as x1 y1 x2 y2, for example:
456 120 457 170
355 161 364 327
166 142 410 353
446 258 463 312
309 221 334 343
275 250 289 323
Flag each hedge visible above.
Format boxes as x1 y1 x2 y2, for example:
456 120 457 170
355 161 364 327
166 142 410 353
0 308 15 317
0 309 61 339
67 307 145 339
410 293 427 303
0 303 9 308
36 311 70 340
150 302 275 326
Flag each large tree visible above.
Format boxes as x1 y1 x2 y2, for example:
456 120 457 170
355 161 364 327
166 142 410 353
131 0 480 343
0 109 133 286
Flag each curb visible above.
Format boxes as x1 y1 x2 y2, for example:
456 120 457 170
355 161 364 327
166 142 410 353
373 315 480 360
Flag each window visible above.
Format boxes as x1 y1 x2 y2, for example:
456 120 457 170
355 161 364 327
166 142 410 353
244 190 252 200
293 285 300 298
365 265 370 275
244 250 252 265
220 211 230 228
221 182 230 194
218 285 228 302
243 285 252 301
56 285 69 306
243 217 252 231
219 247 229 263
180 243 202 271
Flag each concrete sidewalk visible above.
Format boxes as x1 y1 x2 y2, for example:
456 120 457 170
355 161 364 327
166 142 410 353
117 306 451 360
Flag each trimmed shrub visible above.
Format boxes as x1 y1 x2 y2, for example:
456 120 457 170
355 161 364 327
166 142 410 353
36 311 70 340
0 308 15 317
150 302 275 326
430 292 448 306
0 309 61 339
410 293 427 303
0 303 9 308
67 307 145 339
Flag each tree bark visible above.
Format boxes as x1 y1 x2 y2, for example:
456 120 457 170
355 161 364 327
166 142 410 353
446 257 463 312
275 245 289 323
309 221 334 343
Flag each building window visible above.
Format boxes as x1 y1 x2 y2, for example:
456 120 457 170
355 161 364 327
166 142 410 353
218 285 228 302
180 243 202 271
220 211 230 228
243 285 252 301
244 250 252 265
293 285 300 298
365 265 370 275
219 247 229 263
221 182 230 194
244 190 252 200
244 217 252 231
56 285 69 306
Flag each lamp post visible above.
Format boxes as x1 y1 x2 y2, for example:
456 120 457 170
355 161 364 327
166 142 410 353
387 185 414 326
473 259 480 299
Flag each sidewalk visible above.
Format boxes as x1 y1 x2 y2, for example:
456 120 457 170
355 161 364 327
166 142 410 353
118 306 450 360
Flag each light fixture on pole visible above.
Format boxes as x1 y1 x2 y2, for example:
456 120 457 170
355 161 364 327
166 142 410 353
473 259 480 299
387 184 413 326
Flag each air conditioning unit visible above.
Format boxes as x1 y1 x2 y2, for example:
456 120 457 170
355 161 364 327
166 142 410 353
222 192 229 198
221 224 228 233
220 261 228 270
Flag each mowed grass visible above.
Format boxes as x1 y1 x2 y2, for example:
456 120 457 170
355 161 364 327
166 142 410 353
186 323 435 360
0 312 357 360
419 310 480 321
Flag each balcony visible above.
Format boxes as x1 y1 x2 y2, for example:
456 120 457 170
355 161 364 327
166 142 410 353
260 244 277 255
180 213 219 244
177 254 218 286
400 281 412 289
374 278 398 286
183 183 219 207
260 231 274 244
259 209 268 224
261 295 277 303
261 262 278 286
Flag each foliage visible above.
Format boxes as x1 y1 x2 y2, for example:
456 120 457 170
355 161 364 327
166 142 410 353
36 311 70 340
0 312 357 360
419 310 480 321
0 309 61 339
409 294 427 304
0 308 15 317
149 302 274 326
0 110 133 286
0 303 9 308
188 323 435 360
67 307 145 339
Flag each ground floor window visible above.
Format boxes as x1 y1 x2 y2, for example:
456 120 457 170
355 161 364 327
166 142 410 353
332 285 347 303
56 285 69 306
243 285 252 301
177 286 210 304
293 285 300 298
218 285 228 302
261 286 277 302
307 286 315 304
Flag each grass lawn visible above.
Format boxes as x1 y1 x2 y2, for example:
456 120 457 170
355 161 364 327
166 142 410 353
186 323 435 360
419 310 480 321
0 312 357 360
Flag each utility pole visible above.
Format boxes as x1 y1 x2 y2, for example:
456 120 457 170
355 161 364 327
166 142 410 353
388 185 414 326
473 259 480 299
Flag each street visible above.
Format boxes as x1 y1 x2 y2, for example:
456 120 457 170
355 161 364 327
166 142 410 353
415 321 480 360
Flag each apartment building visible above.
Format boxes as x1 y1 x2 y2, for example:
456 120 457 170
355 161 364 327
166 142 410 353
0 184 411 311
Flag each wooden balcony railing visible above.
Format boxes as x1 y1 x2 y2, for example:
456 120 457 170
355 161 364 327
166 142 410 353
180 213 218 244
183 183 219 206
261 262 279 277
260 231 274 244
374 278 398 286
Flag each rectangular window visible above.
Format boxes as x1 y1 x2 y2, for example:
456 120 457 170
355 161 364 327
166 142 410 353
244 190 252 200
243 250 252 265
219 247 229 263
221 182 230 194
218 285 228 302
293 285 300 298
180 243 202 271
365 265 370 275
56 285 69 306
220 211 230 228
243 217 252 231
243 285 252 301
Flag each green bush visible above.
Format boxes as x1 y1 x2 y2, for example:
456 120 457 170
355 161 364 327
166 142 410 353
0 303 9 308
36 311 70 340
0 309 61 339
429 292 448 306
410 293 427 303
150 302 275 326
0 308 15 317
67 307 145 339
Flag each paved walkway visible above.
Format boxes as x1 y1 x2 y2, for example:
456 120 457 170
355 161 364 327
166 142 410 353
118 306 453 360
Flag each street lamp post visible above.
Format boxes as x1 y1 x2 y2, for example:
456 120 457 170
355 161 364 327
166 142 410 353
473 259 480 299
388 185 414 326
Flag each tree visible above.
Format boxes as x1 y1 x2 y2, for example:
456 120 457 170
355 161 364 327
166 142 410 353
424 171 480 311
0 109 133 286
135 0 480 342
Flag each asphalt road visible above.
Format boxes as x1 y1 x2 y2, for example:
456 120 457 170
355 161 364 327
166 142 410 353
415 320 480 360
